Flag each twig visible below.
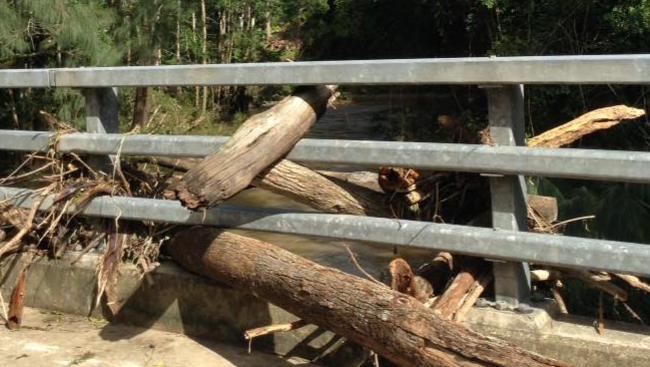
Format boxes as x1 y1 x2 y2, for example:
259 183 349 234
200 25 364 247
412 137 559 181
551 281 569 314
549 215 595 230
615 274 650 294
342 244 385 286
621 302 645 325
69 152 100 178
0 162 55 185
244 319 308 354
0 184 55 258
564 269 628 301
596 291 605 335
70 233 106 265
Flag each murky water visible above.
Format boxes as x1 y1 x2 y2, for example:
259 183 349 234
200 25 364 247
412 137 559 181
224 98 439 278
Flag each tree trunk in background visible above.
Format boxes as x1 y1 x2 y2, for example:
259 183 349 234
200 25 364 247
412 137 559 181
265 10 272 40
131 87 150 131
201 0 208 113
176 0 181 63
192 11 199 108
168 228 569 367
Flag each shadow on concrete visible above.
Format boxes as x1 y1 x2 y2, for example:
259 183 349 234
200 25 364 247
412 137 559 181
99 263 273 344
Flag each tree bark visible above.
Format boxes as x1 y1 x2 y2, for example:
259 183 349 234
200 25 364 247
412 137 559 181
154 157 390 217
168 228 568 367
433 263 487 320
527 105 644 148
255 160 391 217
175 85 337 209
131 87 150 131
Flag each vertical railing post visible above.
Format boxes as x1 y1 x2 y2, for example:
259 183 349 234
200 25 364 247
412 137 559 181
84 88 119 172
485 84 531 307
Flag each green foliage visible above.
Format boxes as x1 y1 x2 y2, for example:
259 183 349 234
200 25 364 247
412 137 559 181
0 0 120 67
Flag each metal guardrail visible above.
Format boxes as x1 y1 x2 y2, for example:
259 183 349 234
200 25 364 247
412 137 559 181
1 55 650 306
1 186 648 277
2 130 650 183
2 55 650 87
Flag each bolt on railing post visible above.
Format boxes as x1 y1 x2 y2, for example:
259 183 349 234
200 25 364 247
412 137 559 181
84 88 119 172
484 84 531 307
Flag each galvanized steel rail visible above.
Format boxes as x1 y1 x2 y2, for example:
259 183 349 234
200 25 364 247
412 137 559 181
2 186 648 277
3 130 650 184
1 55 650 307
2 55 650 87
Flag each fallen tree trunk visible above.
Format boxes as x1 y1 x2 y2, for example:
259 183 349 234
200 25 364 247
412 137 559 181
527 105 645 148
175 85 337 209
168 228 568 367
156 157 391 217
256 160 390 217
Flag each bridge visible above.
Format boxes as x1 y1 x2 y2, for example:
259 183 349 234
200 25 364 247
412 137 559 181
1 55 650 366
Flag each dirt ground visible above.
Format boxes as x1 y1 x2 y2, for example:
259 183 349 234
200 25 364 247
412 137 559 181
0 308 313 367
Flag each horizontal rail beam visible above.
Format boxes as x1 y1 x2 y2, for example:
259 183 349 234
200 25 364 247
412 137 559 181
2 186 649 277
2 130 650 184
2 55 650 87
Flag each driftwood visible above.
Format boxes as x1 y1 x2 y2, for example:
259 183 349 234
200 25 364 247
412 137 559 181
6 267 27 330
433 105 643 320
433 262 487 320
255 160 390 217
527 105 645 148
169 228 568 367
156 157 390 217
176 85 337 209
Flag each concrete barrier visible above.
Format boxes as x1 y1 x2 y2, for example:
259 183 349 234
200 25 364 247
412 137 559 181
1 253 649 366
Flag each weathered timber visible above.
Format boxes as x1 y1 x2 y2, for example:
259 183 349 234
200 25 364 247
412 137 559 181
154 157 390 217
317 170 384 193
168 228 568 367
176 85 337 209
255 160 390 217
433 262 487 320
527 105 645 148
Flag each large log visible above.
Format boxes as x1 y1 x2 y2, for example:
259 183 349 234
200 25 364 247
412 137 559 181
255 160 390 217
168 228 568 367
155 157 390 217
175 85 337 209
527 105 644 148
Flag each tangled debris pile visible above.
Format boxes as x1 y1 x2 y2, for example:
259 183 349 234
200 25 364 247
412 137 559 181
0 96 648 365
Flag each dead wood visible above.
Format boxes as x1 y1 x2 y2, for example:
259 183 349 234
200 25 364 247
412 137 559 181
169 228 568 367
255 160 390 217
387 259 433 303
551 281 569 315
155 157 391 217
433 263 487 320
175 85 337 209
244 319 308 347
317 170 384 193
6 267 27 330
0 184 55 258
527 105 645 148
562 270 628 301
454 272 493 322
615 274 650 294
